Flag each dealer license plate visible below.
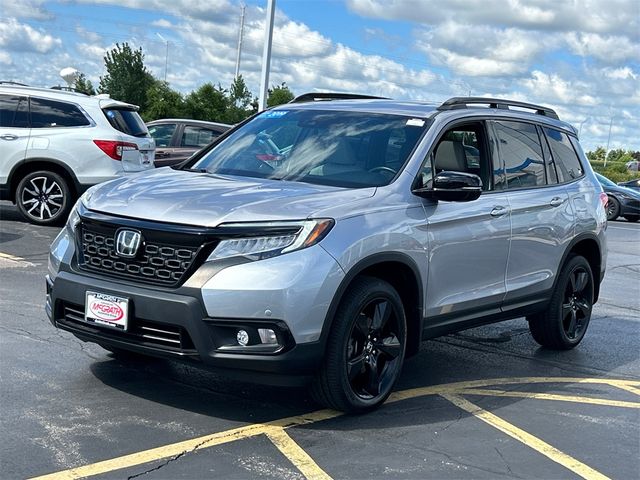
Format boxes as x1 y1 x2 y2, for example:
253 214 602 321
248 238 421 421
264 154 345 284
85 291 129 331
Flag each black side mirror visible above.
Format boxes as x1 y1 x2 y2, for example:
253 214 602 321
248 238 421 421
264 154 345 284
413 171 482 202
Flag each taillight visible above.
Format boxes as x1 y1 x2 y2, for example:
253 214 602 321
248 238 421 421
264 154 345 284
93 140 138 160
599 192 608 207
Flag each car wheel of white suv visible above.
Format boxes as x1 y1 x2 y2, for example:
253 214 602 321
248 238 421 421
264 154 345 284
528 255 594 350
16 171 72 225
312 276 407 413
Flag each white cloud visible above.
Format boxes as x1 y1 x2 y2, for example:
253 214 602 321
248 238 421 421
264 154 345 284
0 18 61 54
565 32 640 64
1 0 52 20
0 51 12 65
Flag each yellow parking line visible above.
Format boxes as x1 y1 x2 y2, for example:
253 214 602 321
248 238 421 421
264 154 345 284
460 388 640 409
30 377 633 480
611 384 640 397
0 252 24 261
266 427 332 480
29 409 341 480
441 394 610 480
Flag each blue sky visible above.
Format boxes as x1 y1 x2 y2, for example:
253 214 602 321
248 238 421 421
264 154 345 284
1 0 639 151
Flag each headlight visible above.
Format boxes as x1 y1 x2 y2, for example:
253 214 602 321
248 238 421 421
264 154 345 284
207 219 334 262
66 199 82 234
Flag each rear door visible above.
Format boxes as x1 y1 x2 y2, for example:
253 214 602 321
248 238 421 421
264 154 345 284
147 122 178 167
0 94 30 188
490 120 574 308
422 121 512 322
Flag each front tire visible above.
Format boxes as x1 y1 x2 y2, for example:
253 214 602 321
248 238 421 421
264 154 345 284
312 277 406 413
528 255 594 350
16 170 72 225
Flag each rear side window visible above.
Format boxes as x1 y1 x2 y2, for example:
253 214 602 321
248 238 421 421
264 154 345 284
103 108 147 137
0 95 29 128
493 120 546 189
181 126 218 148
543 127 584 182
30 98 90 128
148 123 177 147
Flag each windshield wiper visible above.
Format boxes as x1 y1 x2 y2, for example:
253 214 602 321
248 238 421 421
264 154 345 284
183 168 208 173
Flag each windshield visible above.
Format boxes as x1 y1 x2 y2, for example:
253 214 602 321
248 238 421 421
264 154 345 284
193 109 428 188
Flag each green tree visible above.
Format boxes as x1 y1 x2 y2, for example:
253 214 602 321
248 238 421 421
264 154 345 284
183 83 229 122
99 43 155 110
226 75 256 123
74 73 95 95
143 81 185 121
267 82 294 107
587 146 606 162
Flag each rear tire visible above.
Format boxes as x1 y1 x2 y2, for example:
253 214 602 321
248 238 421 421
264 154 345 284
311 277 406 413
606 196 620 221
16 170 72 225
528 255 594 350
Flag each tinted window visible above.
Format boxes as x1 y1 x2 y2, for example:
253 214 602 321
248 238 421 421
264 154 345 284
543 128 584 182
0 95 29 128
103 108 147 137
194 110 428 188
538 125 558 184
181 126 218 148
431 124 491 190
494 121 545 189
30 98 90 128
148 123 176 147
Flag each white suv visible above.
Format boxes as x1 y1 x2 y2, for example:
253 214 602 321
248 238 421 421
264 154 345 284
0 84 155 225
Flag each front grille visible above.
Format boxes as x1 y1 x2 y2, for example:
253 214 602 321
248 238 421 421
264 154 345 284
77 218 212 287
61 302 196 352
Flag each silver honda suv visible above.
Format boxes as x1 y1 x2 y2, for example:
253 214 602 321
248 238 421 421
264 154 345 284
47 95 607 412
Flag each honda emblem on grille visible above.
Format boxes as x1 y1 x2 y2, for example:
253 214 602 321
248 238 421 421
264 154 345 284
115 229 142 258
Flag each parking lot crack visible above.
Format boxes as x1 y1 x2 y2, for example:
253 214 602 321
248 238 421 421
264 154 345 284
126 439 208 479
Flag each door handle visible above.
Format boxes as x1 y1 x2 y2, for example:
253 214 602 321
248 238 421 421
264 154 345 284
490 205 509 217
155 151 169 158
0 134 18 141
550 196 566 207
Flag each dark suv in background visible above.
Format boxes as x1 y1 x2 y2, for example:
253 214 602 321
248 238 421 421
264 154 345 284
147 119 231 167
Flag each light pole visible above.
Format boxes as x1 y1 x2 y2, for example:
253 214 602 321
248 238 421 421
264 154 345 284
578 117 590 137
604 115 614 168
258 0 276 111
235 4 246 79
156 33 169 83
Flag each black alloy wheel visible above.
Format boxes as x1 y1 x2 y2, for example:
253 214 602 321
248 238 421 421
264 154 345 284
528 255 594 350
606 196 620 221
312 277 406 413
16 171 72 225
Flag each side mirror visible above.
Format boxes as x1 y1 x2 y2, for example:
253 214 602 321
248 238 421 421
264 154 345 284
413 171 482 202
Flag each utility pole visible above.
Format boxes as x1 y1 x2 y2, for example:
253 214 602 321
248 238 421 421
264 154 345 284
604 115 614 167
258 0 276 111
156 33 169 82
235 4 246 79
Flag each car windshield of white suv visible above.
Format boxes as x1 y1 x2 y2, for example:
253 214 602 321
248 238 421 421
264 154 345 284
192 109 428 188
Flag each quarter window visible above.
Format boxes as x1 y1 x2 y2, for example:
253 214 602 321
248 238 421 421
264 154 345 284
30 98 90 128
493 121 546 189
0 95 29 128
543 127 584 182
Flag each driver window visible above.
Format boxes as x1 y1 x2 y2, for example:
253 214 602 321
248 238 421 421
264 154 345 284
431 123 491 191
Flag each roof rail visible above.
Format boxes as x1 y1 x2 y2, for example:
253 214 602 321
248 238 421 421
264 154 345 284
290 92 389 104
0 81 28 86
438 97 559 120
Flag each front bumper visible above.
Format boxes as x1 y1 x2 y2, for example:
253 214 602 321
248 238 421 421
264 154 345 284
46 272 323 386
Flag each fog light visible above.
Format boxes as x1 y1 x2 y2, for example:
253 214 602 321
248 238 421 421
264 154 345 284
237 329 249 346
258 328 278 345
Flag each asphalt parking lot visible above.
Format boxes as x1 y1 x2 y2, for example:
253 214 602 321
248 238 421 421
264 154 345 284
1 201 639 480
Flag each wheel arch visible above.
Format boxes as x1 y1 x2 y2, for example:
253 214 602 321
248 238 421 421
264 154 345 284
8 158 81 202
558 233 603 303
320 252 424 358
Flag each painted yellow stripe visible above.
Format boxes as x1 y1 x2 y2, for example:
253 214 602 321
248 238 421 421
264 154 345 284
612 383 640 397
461 388 640 409
30 377 633 480
441 393 611 480
29 409 340 480
0 251 26 261
266 427 332 480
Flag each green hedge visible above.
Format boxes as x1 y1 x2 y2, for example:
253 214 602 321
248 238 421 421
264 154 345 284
588 161 640 183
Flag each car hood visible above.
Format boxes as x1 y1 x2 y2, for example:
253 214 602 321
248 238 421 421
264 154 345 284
84 168 375 227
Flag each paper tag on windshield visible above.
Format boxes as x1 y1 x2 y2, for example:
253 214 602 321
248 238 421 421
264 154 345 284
406 118 425 127
262 110 288 118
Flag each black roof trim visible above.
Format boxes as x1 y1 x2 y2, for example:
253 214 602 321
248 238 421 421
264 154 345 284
438 97 559 120
0 81 29 86
290 92 389 104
